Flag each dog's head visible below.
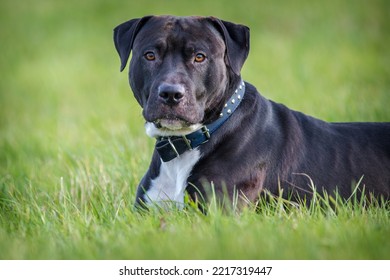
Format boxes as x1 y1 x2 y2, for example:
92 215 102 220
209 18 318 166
114 16 249 136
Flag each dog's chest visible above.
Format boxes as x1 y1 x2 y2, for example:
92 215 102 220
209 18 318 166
145 149 201 208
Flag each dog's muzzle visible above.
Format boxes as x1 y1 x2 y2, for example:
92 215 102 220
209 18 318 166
155 80 246 162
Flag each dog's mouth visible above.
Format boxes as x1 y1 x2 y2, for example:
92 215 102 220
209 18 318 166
153 118 192 131
143 104 204 137
146 118 203 138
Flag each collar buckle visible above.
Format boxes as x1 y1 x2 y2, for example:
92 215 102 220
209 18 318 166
181 135 192 150
201 126 211 139
181 125 210 150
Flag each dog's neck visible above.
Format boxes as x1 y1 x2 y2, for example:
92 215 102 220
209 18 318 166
153 79 246 162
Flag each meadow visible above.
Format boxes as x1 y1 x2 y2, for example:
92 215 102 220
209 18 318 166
0 0 389 259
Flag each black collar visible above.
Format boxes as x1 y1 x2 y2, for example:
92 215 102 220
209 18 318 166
155 80 246 162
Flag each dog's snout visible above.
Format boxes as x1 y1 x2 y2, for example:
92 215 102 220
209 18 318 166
158 84 185 105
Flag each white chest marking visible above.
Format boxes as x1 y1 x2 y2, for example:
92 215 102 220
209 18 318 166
145 148 201 208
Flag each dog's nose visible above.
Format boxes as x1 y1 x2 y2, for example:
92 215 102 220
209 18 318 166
158 84 185 105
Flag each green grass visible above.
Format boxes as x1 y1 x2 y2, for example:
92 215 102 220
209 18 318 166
0 0 389 259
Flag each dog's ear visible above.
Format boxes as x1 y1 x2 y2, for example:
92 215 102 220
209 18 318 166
113 16 152 72
208 17 250 76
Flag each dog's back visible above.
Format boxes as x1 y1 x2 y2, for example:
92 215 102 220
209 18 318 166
262 97 390 199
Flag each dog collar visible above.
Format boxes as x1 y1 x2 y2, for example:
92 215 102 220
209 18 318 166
155 80 246 162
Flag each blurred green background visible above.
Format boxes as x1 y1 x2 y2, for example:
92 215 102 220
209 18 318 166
0 0 389 259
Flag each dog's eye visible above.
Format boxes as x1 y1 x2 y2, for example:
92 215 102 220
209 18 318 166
144 52 156 61
194 53 206 63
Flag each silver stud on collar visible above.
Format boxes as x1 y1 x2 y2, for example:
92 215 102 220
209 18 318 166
218 81 245 118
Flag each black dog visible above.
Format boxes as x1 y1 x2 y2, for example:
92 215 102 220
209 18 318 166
114 16 390 208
